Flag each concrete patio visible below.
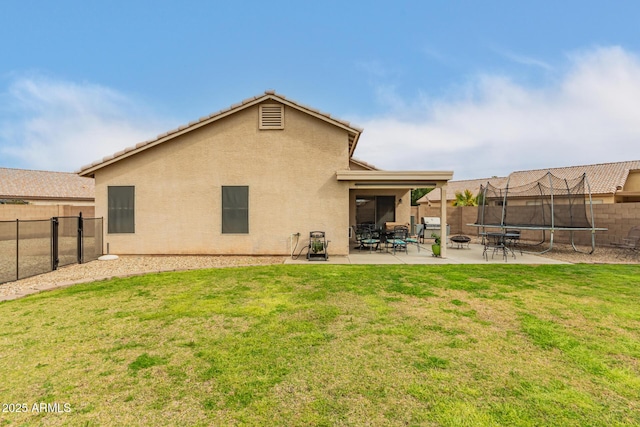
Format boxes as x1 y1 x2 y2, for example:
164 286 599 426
285 242 569 265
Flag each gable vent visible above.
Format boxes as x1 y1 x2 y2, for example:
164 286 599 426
259 104 284 129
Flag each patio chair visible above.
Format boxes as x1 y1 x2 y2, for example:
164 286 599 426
505 229 522 255
483 232 508 262
610 226 640 259
388 226 408 255
360 229 380 253
353 226 365 250
405 230 420 253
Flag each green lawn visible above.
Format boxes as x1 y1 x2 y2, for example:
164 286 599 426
1 264 639 426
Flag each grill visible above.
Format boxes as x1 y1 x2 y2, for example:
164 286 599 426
421 217 441 231
418 217 449 243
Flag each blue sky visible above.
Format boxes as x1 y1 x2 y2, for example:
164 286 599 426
1 1 639 179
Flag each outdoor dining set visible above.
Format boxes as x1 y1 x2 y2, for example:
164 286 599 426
481 230 522 261
354 223 523 262
354 224 419 255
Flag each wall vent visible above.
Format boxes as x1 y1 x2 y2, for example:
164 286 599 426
259 104 284 129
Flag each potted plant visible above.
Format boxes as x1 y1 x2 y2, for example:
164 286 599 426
431 232 441 257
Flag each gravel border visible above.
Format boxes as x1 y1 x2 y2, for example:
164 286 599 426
1 246 636 301
0 255 284 301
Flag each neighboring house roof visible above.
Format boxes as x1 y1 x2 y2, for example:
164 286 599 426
506 161 640 195
418 177 507 204
78 90 363 177
0 167 94 201
420 160 640 203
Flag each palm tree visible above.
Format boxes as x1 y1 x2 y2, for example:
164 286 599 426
411 188 433 205
452 189 479 206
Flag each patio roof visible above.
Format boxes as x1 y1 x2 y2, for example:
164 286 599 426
336 170 453 189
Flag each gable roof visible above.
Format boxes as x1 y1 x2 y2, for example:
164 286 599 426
0 167 94 201
78 90 363 177
420 160 640 203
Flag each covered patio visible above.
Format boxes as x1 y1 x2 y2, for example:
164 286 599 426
336 170 454 258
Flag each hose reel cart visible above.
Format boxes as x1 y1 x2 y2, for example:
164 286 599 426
307 231 329 261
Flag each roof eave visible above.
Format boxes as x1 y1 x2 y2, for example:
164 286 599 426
336 170 453 189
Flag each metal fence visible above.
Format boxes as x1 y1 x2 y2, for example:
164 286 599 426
0 215 103 284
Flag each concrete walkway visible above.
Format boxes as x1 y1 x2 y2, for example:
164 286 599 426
285 243 569 265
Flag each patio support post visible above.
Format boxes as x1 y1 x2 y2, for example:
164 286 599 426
440 184 447 258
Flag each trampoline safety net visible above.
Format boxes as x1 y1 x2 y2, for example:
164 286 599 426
476 172 593 228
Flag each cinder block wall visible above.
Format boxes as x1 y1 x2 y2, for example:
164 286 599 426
0 205 95 221
0 206 97 240
419 203 640 246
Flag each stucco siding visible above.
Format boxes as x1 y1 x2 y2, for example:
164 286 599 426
624 171 640 191
94 102 351 255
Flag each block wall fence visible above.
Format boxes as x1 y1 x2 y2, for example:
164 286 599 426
0 205 95 221
412 202 640 247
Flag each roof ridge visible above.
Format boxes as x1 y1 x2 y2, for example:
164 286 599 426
510 160 640 174
0 166 82 175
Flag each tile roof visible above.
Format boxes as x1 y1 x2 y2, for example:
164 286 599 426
78 90 363 176
421 160 640 202
418 177 507 203
507 161 640 194
0 168 94 201
350 157 379 170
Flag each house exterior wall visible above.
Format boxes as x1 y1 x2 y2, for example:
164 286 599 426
623 171 640 191
93 103 352 255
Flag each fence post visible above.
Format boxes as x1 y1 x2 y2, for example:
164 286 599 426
52 217 59 271
77 213 84 264
16 219 19 281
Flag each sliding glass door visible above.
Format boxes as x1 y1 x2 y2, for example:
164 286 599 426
355 195 395 229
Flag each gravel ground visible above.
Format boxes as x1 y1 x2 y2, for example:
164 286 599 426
0 245 636 300
536 243 638 264
0 255 284 300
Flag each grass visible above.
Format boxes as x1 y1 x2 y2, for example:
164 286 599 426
0 264 639 426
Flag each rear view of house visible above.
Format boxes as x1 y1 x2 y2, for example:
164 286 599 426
79 91 452 256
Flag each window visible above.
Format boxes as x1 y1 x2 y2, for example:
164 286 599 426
222 186 249 233
108 186 135 233
259 104 284 129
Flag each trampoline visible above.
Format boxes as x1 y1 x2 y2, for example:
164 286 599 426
472 171 606 254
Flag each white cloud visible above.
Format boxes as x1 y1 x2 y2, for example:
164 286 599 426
0 76 170 172
352 46 640 180
494 48 553 71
